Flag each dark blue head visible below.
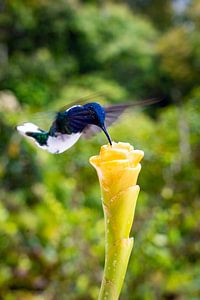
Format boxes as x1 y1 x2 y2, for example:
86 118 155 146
82 102 112 145
82 102 106 126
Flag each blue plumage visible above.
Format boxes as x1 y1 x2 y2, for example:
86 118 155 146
49 102 107 134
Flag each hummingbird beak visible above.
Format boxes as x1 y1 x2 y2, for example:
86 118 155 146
101 124 112 146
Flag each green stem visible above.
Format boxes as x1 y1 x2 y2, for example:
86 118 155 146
98 204 134 300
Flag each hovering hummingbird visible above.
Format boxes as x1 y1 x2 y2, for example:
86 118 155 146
16 99 159 154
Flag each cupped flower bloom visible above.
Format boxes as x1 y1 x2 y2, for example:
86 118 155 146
90 142 144 300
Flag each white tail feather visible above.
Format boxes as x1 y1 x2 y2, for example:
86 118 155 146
16 122 43 136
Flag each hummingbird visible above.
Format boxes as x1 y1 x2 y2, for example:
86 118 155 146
16 99 159 154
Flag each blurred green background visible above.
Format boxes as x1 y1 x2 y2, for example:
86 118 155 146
0 0 200 299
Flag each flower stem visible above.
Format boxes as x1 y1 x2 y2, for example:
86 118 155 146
98 235 133 299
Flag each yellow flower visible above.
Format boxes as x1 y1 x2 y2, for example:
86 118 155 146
90 142 144 300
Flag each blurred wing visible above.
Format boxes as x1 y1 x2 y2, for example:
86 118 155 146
59 92 103 112
105 98 160 126
32 111 56 129
82 108 123 139
82 98 160 139
104 104 128 127
82 124 102 138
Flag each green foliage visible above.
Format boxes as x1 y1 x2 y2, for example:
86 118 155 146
0 0 200 299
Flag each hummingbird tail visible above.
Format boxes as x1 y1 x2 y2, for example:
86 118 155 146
16 122 49 150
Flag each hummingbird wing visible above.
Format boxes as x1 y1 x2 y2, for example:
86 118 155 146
58 92 103 112
65 109 95 133
82 98 160 138
104 98 160 126
82 124 102 138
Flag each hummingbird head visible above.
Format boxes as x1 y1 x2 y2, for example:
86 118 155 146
83 102 112 145
83 102 105 126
